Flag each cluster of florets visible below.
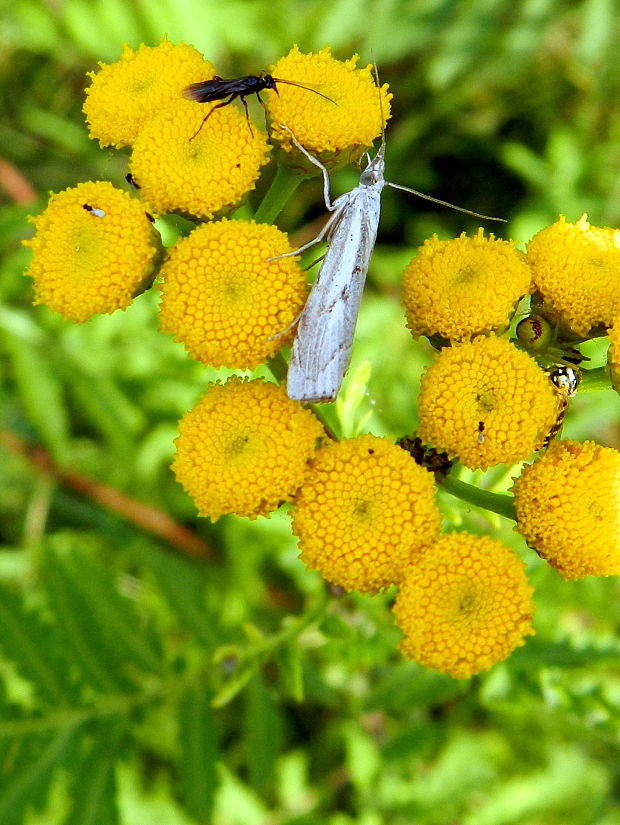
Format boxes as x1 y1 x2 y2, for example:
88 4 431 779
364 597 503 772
22 38 620 680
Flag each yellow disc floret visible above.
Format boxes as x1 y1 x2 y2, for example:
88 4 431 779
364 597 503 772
159 219 307 368
129 100 270 219
402 229 532 340
83 37 215 148
268 46 391 172
417 335 559 470
173 377 325 520
291 435 441 594
513 439 620 579
393 533 534 679
23 181 160 323
526 214 620 336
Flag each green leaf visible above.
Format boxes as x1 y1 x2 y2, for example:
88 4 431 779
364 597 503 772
65 368 144 456
146 546 218 649
64 718 126 825
41 551 129 693
275 643 304 702
211 664 256 710
58 548 163 675
0 725 80 825
243 673 283 791
0 330 70 464
179 687 218 824
0 587 68 705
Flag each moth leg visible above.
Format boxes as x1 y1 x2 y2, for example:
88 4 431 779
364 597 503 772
267 208 341 261
266 311 302 341
277 124 335 211
302 253 326 271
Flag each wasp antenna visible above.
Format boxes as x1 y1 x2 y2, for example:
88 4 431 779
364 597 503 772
272 77 336 105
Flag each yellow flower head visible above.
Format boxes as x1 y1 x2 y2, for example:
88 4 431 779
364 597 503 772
129 100 270 219
402 229 532 340
23 181 160 323
291 435 441 594
173 377 325 520
83 37 215 148
513 439 620 579
526 215 620 336
608 318 620 394
417 335 559 470
268 46 391 172
159 219 307 368
393 533 534 679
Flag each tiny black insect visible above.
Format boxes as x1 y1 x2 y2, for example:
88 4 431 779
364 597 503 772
477 421 485 445
82 203 105 217
183 72 335 139
125 172 140 189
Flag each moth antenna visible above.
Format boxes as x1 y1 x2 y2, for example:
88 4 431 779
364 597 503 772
371 54 386 155
374 53 504 223
386 182 506 222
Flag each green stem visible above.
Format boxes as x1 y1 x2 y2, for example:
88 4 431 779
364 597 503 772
241 588 329 662
254 162 303 224
267 351 289 385
267 354 338 439
439 475 517 521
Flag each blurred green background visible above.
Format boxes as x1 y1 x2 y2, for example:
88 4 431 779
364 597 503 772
2 1 620 823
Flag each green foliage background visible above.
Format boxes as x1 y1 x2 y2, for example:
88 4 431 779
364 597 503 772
1 1 620 823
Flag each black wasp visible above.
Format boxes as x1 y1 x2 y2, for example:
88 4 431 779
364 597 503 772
183 72 335 139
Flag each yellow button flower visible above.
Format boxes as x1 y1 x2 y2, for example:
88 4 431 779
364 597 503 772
83 37 215 148
402 229 532 340
526 215 620 336
129 100 270 219
267 46 391 172
291 435 441 594
393 533 534 679
417 335 560 470
159 219 307 369
513 439 620 579
23 181 160 323
173 377 325 520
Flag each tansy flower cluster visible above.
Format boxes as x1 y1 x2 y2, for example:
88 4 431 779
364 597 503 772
402 229 532 341
23 181 160 322
513 440 620 579
291 435 441 593
173 377 325 520
158 219 307 368
526 214 620 335
22 38 620 680
393 533 534 679
416 334 559 470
